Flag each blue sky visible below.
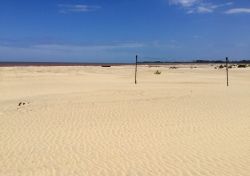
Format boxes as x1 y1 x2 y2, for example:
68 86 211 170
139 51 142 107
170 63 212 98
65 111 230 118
0 0 250 62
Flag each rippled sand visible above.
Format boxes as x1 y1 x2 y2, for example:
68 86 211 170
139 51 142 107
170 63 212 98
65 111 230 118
0 65 250 176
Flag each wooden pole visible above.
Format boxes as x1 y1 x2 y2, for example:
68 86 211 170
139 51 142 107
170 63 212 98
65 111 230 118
135 55 138 84
226 57 229 87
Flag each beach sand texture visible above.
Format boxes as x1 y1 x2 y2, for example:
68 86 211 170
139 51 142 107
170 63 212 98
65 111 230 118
0 65 250 176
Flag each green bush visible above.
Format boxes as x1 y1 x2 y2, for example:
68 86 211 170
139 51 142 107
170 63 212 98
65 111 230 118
154 70 161 75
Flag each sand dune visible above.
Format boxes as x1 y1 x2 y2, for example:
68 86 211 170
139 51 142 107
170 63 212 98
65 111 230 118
0 65 250 176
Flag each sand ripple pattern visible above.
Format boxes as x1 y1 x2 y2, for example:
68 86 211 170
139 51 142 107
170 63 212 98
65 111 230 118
0 66 250 176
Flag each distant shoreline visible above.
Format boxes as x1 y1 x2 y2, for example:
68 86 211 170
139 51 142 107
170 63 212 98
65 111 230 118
0 60 249 67
0 62 131 67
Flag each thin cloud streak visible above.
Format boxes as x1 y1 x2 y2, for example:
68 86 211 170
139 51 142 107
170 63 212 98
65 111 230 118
169 0 200 7
225 8 250 14
0 42 145 61
58 4 101 13
0 41 184 61
32 43 145 51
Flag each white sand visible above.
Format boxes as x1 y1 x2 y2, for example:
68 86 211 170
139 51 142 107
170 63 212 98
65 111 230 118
0 65 250 176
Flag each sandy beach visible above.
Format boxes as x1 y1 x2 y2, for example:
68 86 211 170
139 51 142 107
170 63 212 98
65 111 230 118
0 65 250 176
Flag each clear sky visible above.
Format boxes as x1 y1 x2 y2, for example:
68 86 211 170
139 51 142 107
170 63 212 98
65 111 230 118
0 0 250 62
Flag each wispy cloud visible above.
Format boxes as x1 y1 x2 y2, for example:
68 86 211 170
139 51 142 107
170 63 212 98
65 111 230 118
58 4 101 13
225 8 250 14
187 3 217 14
169 0 233 14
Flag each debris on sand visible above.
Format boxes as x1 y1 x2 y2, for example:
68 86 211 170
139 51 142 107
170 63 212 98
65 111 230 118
18 101 29 107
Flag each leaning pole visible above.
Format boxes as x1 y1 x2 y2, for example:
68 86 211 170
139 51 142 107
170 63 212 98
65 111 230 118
226 57 229 87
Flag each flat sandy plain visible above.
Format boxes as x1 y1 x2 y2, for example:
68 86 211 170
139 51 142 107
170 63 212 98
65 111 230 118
0 65 250 176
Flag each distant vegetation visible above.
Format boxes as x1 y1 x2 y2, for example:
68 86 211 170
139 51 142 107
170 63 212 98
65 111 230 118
214 64 249 69
195 60 250 64
196 60 225 63
140 60 250 64
238 64 247 68
219 65 225 69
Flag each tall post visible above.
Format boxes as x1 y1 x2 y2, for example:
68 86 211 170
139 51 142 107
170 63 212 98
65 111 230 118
135 55 138 84
226 57 229 87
